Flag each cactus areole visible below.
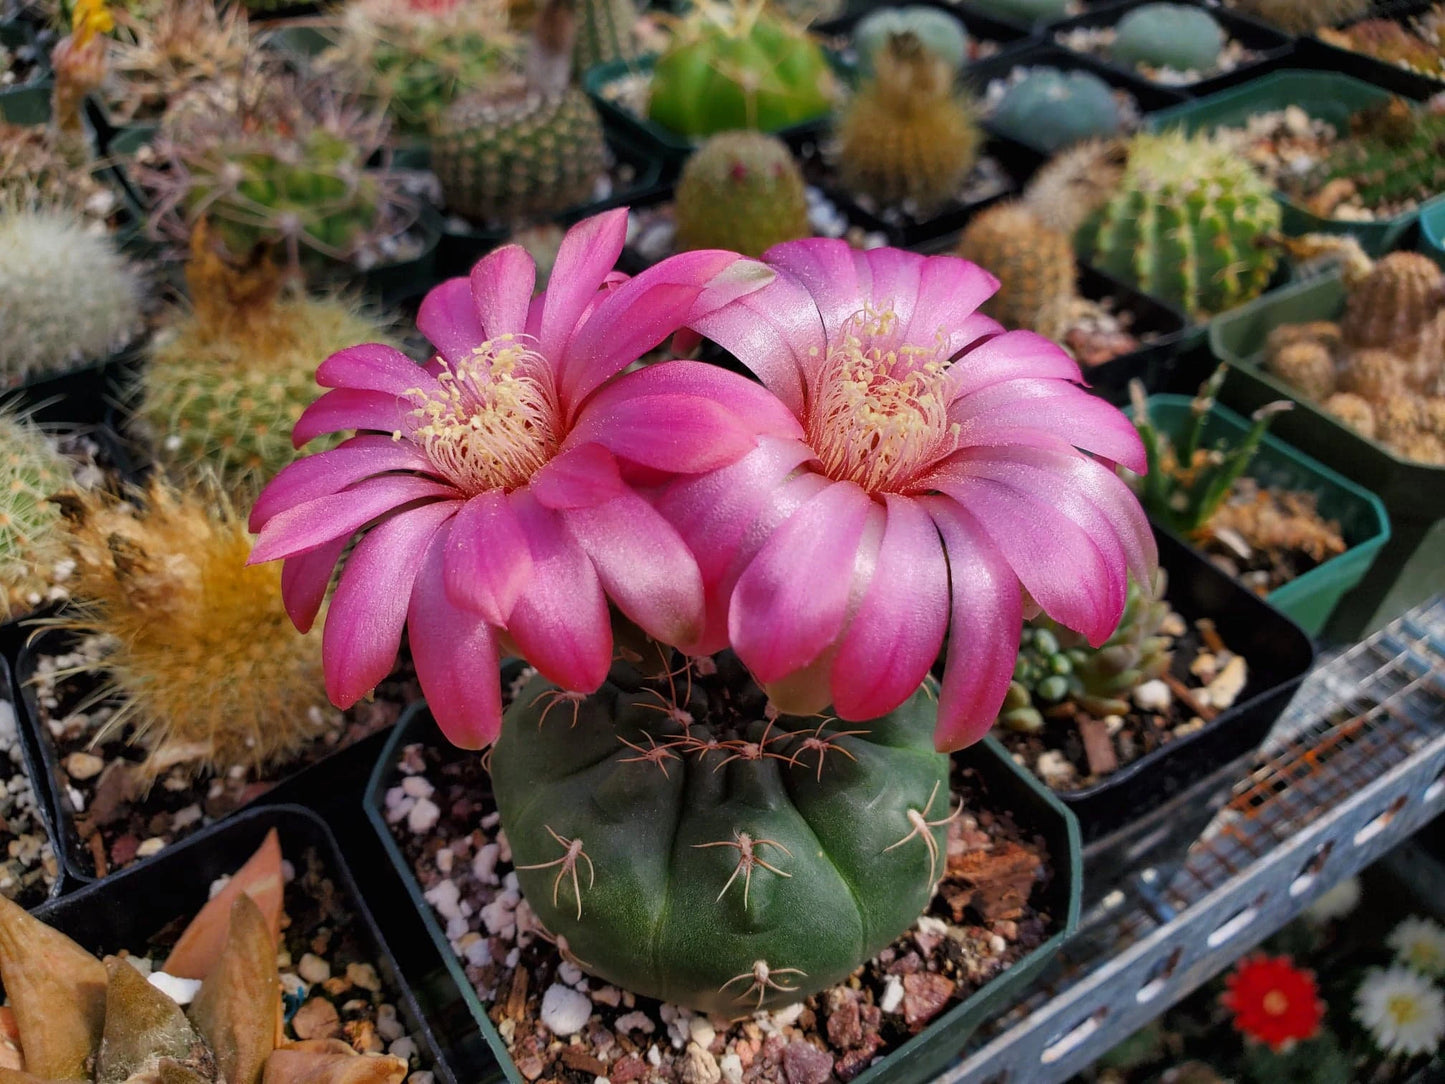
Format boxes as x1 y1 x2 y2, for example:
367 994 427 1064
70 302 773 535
491 656 951 1014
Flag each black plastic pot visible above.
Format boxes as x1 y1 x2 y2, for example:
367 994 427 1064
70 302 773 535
27 804 454 1083
1296 0 1445 101
0 20 47 100
1051 528 1314 909
1073 263 1190 404
0 654 63 907
0 350 142 429
1051 0 1295 97
365 704 1082 1084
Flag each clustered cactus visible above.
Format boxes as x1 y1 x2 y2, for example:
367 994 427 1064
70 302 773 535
1111 3 1226 74
673 130 810 257
990 67 1123 154
1318 6 1445 79
1300 98 1445 217
0 409 77 618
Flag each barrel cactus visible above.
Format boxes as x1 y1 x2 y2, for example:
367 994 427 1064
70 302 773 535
646 0 836 139
1111 3 1225 73
575 0 638 75
674 131 810 257
956 201 1077 339
1078 130 1281 321
990 67 1122 153
0 409 75 618
854 5 969 74
491 655 951 1014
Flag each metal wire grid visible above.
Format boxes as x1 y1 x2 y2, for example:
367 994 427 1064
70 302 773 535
942 596 1445 1083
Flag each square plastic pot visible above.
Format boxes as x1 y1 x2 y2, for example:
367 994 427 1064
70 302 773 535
1294 0 1445 101
1209 271 1445 637
815 0 1031 68
364 705 1082 1084
1144 70 1415 256
27 803 455 1084
1057 528 1314 908
1129 394 1391 636
1418 194 1445 269
0 654 63 906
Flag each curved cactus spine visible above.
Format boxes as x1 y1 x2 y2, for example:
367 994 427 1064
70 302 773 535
489 655 951 1014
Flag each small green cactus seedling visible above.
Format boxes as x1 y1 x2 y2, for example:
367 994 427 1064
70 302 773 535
1112 3 1225 73
490 653 952 1014
674 131 810 257
0 208 143 385
1128 367 1292 535
574 0 638 76
0 409 76 618
647 0 837 139
854 5 969 74
990 68 1122 153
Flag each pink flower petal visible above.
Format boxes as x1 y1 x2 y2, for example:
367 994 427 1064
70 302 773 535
944 331 1082 402
951 379 1147 473
926 498 1023 752
442 488 535 625
280 534 349 633
830 495 949 720
418 277 485 365
563 490 704 648
408 519 503 748
504 490 612 692
579 360 803 443
728 479 873 684
566 392 758 473
292 388 408 448
762 239 867 344
250 435 436 533
529 442 627 510
323 501 456 708
250 475 459 564
535 209 629 362
316 343 437 397
902 254 1001 358
470 244 535 340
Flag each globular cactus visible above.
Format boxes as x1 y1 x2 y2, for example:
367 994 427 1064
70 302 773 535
1307 99 1445 216
1266 339 1337 402
854 5 969 74
967 0 1071 24
1231 0 1369 34
574 0 638 76
956 201 1078 339
999 570 1173 731
1022 136 1128 236
0 208 143 384
1078 130 1281 321
647 0 836 139
0 410 76 618
0 123 113 224
1323 392 1377 439
56 481 331 779
673 131 810 257
990 67 1122 153
490 654 951 1014
1341 251 1445 351
1111 3 1225 73
1338 348 1409 402
836 31 981 214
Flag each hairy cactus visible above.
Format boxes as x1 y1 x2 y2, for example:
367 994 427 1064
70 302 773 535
0 208 143 384
1231 0 1369 34
1323 392 1377 439
56 481 331 779
836 32 981 213
999 570 1173 731
967 0 1071 23
647 0 836 139
574 0 638 75
854 5 969 74
956 201 1077 339
1305 99 1445 215
1022 137 1128 236
1338 348 1409 402
490 654 951 1014
1079 130 1281 320
990 67 1122 153
673 131 809 257
1266 339 1337 402
1341 250 1445 351
0 410 75 618
1112 3 1225 73
0 123 114 224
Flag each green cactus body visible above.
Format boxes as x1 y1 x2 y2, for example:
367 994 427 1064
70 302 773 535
430 86 607 227
1078 131 1280 321
1312 106 1445 215
956 202 1077 338
1111 3 1225 72
0 410 74 618
990 68 1122 153
355 36 515 138
968 0 1071 23
674 132 810 257
490 658 950 1014
575 0 638 76
647 5 836 139
854 6 969 74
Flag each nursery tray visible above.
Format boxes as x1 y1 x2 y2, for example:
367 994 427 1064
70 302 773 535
1418 193 1445 269
1051 0 1295 97
28 804 454 1083
365 705 1082 1084
815 0 1032 70
1144 69 1416 256
0 655 63 907
0 78 47 123
1295 0 1445 100
1133 394 1391 636
1209 271 1445 636
1072 264 1191 404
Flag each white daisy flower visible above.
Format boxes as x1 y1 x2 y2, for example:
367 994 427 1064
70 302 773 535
1388 917 1445 977
1355 966 1445 1057
1303 877 1361 924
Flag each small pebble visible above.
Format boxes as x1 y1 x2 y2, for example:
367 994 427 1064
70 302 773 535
880 976 904 1014
298 953 331 984
64 752 104 780
1133 679 1171 711
407 797 441 833
147 971 202 1005
135 838 165 859
539 983 592 1036
616 1010 656 1034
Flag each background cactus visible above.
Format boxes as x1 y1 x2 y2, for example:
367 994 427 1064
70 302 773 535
1078 130 1281 320
673 131 809 257
0 208 143 385
1023 137 1128 235
0 123 114 225
1230 0 1369 34
1304 99 1445 216
836 31 981 213
574 0 638 76
990 67 1122 153
1111 3 1225 73
956 201 1078 339
854 5 969 74
57 481 331 779
0 410 76 618
490 654 951 1014
646 0 836 139
1341 251 1444 351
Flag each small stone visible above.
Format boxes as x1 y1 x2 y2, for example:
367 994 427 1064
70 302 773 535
782 1040 833 1084
615 1010 655 1035
611 1054 647 1083
147 971 202 1005
407 797 441 833
826 987 862 1049
298 953 331 984
1133 678 1171 711
689 1016 716 1049
375 1003 404 1042
135 837 166 858
64 751 104 780
346 962 382 991
1078 717 1118 777
515 1053 545 1081
680 1041 722 1084
591 985 622 1007
539 983 592 1036
902 972 953 1030
558 961 584 986
292 996 342 1040
401 775 434 799
880 976 904 1014
719 1053 744 1084
560 1048 607 1075
1035 750 1076 788
1204 655 1248 711
388 1036 418 1062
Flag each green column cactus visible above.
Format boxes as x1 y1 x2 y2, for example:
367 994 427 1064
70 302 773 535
673 131 810 258
990 68 1123 154
1111 3 1225 73
490 656 951 1014
574 0 638 76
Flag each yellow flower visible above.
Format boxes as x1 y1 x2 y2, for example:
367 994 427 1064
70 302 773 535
71 0 114 47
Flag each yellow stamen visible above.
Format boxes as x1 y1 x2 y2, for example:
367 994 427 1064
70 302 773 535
406 334 559 495
1262 990 1289 1016
1389 994 1424 1026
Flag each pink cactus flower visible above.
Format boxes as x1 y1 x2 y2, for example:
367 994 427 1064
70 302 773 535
248 210 786 748
662 239 1156 751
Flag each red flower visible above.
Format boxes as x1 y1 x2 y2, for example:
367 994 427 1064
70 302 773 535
1221 954 1325 1051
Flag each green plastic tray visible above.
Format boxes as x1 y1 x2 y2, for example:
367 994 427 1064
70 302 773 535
365 703 1082 1084
1418 195 1445 269
1209 272 1445 635
1145 70 1412 256
1131 395 1390 636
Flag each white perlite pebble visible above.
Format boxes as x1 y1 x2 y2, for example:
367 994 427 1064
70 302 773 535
297 954 331 984
136 838 166 858
539 983 592 1036
719 1053 744 1084
376 1004 404 1042
689 1016 716 1048
401 775 434 799
615 1010 656 1034
1133 679 1172 712
558 961 584 987
407 797 441 833
881 976 904 1014
146 970 202 1004
388 1037 418 1062
472 843 501 885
